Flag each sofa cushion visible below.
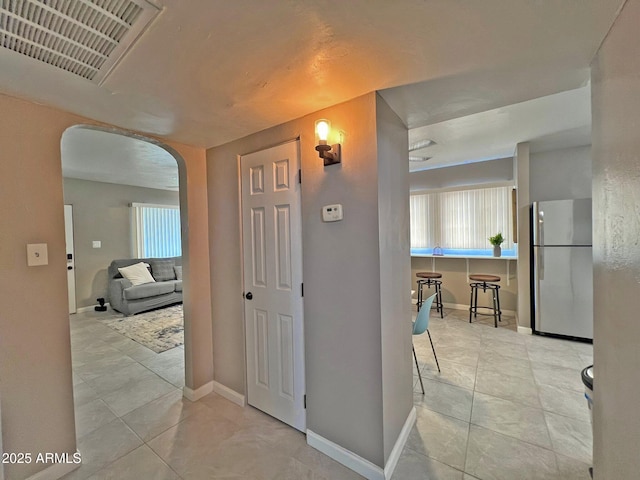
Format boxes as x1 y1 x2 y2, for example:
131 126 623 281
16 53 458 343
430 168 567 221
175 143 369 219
149 258 176 282
118 262 156 286
174 280 183 292
174 265 183 280
124 282 175 300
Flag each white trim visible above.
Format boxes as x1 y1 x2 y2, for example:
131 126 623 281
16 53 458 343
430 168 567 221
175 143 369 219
25 455 81 480
517 326 533 335
307 430 384 480
75 303 111 314
383 407 416 479
211 380 245 406
183 381 214 402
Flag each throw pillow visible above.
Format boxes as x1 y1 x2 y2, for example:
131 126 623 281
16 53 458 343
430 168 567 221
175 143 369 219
174 265 183 280
149 258 176 282
118 262 156 286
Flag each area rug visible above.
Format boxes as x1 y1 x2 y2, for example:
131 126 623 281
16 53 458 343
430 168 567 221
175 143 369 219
99 305 183 353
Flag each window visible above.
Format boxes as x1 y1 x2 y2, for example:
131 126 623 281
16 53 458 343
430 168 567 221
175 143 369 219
131 203 182 258
410 185 515 256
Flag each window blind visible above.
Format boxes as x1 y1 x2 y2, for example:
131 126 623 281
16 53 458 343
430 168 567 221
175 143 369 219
410 186 514 251
131 203 181 258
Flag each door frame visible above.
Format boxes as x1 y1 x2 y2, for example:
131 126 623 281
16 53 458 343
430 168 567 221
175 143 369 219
238 138 306 430
64 204 76 314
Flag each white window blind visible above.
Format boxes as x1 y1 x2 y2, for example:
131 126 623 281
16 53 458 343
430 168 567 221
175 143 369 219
131 203 182 258
410 186 514 253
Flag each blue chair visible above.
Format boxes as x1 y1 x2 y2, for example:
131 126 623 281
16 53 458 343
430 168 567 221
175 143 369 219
413 292 440 394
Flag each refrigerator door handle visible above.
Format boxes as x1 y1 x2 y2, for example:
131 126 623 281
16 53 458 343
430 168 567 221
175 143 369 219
538 247 544 280
538 208 544 248
533 247 540 331
532 202 544 246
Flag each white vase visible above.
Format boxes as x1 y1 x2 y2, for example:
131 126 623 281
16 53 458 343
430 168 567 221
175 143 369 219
493 245 501 257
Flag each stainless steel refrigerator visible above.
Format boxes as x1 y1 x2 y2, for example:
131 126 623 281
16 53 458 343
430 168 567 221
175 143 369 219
531 199 593 340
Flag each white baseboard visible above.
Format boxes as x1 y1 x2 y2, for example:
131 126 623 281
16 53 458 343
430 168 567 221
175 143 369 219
383 407 416 480
517 326 533 335
75 303 111 314
307 430 384 480
211 380 245 406
25 454 81 480
183 381 214 402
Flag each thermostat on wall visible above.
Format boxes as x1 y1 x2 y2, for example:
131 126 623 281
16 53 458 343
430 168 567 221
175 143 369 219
322 204 343 222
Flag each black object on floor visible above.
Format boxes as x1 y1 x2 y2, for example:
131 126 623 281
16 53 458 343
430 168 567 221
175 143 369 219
94 297 107 312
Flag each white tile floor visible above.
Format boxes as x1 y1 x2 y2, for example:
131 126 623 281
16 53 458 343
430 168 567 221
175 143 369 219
404 307 593 480
65 306 593 480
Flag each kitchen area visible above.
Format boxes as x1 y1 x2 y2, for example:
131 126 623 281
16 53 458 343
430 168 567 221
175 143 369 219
407 139 595 478
410 143 593 342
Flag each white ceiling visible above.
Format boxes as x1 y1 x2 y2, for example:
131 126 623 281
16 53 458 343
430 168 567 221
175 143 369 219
405 86 592 171
0 0 623 150
61 127 179 190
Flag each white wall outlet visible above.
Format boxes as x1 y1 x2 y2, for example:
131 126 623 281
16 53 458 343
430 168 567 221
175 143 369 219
27 243 48 266
322 204 344 222
92 240 102 249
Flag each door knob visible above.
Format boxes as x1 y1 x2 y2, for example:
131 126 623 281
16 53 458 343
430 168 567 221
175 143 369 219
245 292 253 300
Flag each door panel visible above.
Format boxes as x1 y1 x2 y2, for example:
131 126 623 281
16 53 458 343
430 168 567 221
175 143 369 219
241 141 305 431
275 205 292 290
251 207 267 287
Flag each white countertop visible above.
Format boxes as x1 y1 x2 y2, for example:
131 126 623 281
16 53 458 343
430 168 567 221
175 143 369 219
411 254 517 260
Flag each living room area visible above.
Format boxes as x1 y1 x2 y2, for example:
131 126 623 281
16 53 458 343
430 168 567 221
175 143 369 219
62 126 190 450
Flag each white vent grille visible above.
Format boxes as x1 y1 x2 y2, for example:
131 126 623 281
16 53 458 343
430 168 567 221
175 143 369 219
0 0 159 83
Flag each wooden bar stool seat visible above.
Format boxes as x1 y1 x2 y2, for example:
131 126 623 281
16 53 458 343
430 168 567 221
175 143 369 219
469 274 502 327
416 271 444 318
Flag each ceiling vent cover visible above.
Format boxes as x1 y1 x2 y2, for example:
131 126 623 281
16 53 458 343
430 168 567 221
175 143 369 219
0 0 159 83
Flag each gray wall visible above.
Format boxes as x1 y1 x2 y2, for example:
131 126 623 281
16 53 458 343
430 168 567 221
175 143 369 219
376 94 413 462
63 178 179 308
530 145 591 201
410 157 513 191
591 0 640 477
207 92 412 469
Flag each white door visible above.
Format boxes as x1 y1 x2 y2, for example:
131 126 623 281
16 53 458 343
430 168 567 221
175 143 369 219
64 205 77 314
241 140 305 431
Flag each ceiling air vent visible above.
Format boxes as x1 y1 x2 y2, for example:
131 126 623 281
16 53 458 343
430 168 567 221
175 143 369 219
0 0 159 84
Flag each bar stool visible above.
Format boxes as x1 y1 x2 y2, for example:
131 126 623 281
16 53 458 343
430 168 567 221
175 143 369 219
416 272 443 318
468 274 502 327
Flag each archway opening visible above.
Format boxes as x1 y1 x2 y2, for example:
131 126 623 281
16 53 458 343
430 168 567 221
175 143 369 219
60 124 193 422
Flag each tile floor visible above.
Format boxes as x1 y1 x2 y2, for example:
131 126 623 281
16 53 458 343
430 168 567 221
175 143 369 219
65 306 593 480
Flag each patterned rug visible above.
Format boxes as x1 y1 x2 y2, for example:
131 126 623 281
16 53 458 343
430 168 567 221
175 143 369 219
99 305 183 353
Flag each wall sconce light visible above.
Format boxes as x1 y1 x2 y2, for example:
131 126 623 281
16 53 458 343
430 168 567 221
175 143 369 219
315 119 342 166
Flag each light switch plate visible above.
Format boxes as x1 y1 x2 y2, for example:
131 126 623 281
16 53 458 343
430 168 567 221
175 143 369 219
92 240 101 248
322 204 343 222
27 243 48 266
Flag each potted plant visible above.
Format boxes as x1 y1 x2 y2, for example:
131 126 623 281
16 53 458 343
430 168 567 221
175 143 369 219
489 233 504 257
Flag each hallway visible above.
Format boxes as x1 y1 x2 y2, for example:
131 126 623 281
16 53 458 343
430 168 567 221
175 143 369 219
65 307 592 479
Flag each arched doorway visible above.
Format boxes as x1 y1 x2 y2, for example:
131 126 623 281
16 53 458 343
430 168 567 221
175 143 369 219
60 125 195 420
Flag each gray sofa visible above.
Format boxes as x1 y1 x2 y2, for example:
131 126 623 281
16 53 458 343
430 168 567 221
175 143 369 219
108 257 183 315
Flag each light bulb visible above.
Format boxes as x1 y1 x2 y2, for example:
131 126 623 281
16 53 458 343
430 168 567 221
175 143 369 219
316 120 330 142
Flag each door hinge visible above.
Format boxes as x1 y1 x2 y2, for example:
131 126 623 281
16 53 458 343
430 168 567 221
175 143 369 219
298 169 302 184
304 394 307 409
301 283 304 297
